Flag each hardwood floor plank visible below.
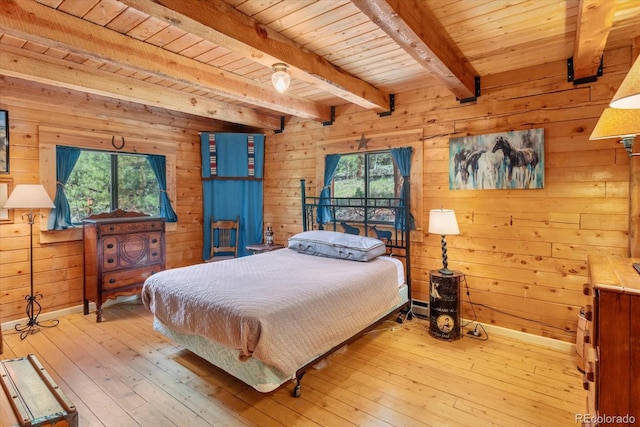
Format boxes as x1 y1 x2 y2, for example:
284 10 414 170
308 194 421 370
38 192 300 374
66 312 249 426
0 302 585 427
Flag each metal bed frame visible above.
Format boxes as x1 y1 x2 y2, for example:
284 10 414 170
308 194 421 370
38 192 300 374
291 179 413 397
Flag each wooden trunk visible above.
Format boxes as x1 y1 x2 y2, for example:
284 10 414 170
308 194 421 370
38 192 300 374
0 354 78 427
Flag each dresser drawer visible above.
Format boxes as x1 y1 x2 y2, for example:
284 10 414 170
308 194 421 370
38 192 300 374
102 265 162 291
99 219 164 235
101 232 163 270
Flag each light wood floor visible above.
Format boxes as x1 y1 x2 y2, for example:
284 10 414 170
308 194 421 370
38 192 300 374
1 301 585 427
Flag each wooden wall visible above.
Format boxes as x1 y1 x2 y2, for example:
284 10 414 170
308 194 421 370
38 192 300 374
264 46 636 343
0 76 244 323
0 45 635 344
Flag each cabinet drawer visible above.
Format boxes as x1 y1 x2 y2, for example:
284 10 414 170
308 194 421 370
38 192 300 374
102 265 161 291
102 236 118 254
99 220 164 235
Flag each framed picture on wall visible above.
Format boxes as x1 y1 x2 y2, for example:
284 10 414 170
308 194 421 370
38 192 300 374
0 177 13 223
449 128 544 190
0 110 8 174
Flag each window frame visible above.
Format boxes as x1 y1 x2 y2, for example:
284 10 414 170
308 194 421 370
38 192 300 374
39 126 177 243
332 149 400 225
315 129 423 242
65 148 162 225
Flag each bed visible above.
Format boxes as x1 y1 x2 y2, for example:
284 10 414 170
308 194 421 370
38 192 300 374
142 179 413 397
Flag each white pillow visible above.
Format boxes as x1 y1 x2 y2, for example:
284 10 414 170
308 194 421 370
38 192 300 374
288 230 386 262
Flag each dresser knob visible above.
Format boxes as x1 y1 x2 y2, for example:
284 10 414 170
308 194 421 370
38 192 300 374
109 278 116 284
152 239 158 244
152 252 158 257
107 258 114 264
107 243 114 249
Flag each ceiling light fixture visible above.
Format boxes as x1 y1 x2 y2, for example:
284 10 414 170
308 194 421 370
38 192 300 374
589 108 640 156
610 56 640 109
271 63 290 93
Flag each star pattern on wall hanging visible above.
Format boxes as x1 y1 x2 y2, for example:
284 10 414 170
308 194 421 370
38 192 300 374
357 134 370 150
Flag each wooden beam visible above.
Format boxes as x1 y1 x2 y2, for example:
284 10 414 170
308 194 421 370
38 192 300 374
121 0 391 113
572 0 617 81
0 46 282 130
0 0 330 122
351 0 477 100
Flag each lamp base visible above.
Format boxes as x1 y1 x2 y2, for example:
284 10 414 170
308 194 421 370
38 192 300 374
438 267 454 276
14 294 59 340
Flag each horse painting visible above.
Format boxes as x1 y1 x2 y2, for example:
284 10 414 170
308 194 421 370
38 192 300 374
449 128 544 190
491 136 540 188
453 149 486 186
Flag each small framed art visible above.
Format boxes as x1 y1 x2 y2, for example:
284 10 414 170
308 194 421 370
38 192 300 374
0 110 8 174
0 177 13 223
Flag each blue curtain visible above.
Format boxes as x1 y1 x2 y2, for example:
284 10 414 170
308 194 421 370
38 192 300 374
147 155 178 222
317 154 341 225
391 147 414 231
48 146 81 230
200 133 264 259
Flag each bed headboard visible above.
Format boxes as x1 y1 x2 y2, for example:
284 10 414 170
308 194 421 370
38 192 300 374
299 179 412 289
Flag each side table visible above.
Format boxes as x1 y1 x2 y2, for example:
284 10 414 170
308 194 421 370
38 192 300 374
246 243 284 254
429 269 463 341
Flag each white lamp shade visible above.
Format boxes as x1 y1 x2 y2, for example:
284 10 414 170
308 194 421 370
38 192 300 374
271 63 290 93
2 184 55 209
589 108 640 140
428 209 460 235
610 56 640 109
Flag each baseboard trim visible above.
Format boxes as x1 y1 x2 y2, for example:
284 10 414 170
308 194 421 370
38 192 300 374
1 298 574 354
463 318 575 354
1 296 140 331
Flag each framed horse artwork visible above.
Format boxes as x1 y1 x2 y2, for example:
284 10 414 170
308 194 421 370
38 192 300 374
449 128 544 190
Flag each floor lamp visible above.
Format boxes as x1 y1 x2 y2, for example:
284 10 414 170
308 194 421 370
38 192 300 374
2 184 59 340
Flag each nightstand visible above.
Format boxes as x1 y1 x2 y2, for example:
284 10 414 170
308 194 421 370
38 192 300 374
246 243 284 254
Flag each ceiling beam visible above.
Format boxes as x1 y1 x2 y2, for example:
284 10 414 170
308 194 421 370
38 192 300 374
0 46 282 130
122 0 391 113
352 0 477 101
573 0 617 81
0 0 329 122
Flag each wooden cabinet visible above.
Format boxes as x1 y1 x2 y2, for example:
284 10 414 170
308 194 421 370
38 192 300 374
583 256 640 426
83 211 165 322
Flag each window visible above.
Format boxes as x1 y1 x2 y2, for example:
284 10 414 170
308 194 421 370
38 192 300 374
333 151 401 223
65 150 160 224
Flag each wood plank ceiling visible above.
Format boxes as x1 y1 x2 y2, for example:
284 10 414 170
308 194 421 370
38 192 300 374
1 0 639 131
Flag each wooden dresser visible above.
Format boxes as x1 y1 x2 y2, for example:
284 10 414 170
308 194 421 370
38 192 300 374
583 256 640 427
83 210 165 322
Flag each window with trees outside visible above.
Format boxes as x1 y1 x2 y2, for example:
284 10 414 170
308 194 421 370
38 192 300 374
333 150 401 223
65 150 160 224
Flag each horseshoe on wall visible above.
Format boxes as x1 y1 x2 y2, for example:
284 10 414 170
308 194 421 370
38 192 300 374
111 136 125 150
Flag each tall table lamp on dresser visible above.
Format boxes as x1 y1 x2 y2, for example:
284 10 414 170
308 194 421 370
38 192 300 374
428 209 463 341
2 184 58 340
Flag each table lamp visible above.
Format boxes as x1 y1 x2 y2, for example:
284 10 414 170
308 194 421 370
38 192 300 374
429 208 460 275
589 108 640 157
